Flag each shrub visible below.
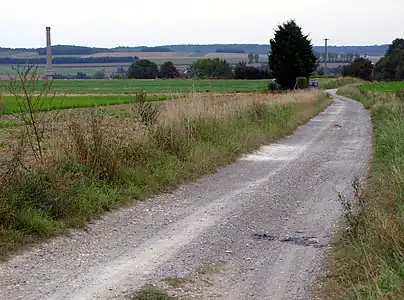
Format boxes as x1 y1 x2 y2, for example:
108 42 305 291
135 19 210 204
296 77 309 89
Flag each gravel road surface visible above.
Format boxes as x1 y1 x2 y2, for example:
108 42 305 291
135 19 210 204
0 90 372 300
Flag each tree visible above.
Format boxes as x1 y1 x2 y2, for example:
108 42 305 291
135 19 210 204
254 53 259 63
268 20 317 89
342 57 374 81
190 58 233 78
248 53 254 64
159 61 179 78
127 59 158 79
373 38 404 81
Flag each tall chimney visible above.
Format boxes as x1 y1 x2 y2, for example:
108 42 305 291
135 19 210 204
45 26 53 78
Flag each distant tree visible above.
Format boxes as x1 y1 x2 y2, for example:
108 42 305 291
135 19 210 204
248 53 254 64
254 53 259 63
116 66 127 76
140 46 173 52
317 67 325 76
159 61 180 78
76 72 89 79
127 59 158 79
342 57 374 81
268 20 317 90
216 48 245 53
93 71 106 79
190 58 233 78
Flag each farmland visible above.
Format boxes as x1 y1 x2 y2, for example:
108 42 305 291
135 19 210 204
0 79 270 95
0 95 170 114
0 77 362 97
0 49 382 78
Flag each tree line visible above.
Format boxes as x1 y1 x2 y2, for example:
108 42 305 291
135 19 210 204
123 58 272 80
342 38 404 81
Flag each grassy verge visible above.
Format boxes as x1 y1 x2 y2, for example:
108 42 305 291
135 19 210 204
322 85 404 299
317 77 363 90
0 90 331 258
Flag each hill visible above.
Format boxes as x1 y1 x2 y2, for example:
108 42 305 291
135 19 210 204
0 44 390 57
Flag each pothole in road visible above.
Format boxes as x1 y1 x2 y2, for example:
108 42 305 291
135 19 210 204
252 233 276 241
251 232 327 248
280 236 326 248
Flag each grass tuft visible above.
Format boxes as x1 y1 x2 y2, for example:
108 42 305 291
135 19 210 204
131 284 178 300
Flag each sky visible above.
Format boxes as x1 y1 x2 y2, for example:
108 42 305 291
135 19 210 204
1 0 403 48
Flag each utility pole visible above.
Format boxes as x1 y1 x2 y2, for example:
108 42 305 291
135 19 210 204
324 38 329 76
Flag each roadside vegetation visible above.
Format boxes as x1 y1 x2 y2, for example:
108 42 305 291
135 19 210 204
322 84 404 299
0 64 332 258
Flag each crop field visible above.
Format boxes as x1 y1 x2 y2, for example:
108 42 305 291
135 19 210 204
360 81 404 92
0 95 170 114
0 79 270 95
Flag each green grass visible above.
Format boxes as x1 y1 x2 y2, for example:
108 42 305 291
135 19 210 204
324 84 404 299
360 81 404 93
0 92 331 258
0 79 269 95
1 95 170 114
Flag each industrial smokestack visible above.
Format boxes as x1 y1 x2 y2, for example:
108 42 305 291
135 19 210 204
45 26 53 79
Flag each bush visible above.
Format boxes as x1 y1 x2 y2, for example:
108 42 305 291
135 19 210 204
296 77 308 89
268 79 281 91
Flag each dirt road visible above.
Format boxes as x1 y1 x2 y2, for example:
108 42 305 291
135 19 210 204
0 90 372 300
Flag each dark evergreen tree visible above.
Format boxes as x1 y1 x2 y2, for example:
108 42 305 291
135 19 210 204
268 20 317 89
158 61 179 78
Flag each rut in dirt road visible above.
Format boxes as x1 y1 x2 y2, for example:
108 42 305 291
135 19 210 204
0 91 372 300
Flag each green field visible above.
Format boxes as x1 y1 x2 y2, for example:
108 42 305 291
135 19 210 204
0 79 269 95
360 81 404 92
1 95 169 114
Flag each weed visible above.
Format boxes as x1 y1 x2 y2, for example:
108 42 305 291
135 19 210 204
337 176 365 239
5 64 61 165
132 92 161 130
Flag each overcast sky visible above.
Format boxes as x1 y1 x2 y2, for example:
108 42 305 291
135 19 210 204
1 0 403 48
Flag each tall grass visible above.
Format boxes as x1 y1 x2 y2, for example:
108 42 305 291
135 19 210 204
323 85 404 299
0 89 331 258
